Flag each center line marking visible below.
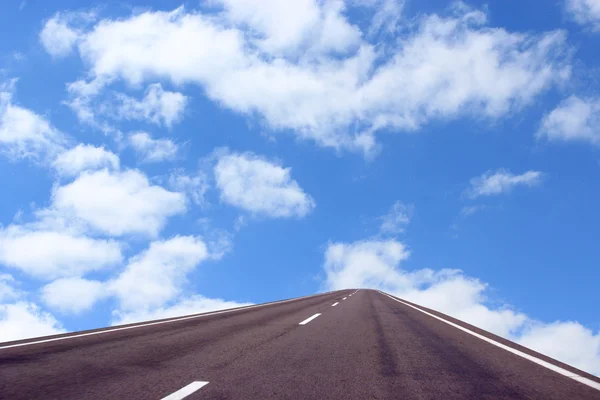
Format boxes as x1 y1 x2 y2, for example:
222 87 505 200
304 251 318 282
332 302 339 307
343 297 347 300
299 313 321 325
161 381 209 400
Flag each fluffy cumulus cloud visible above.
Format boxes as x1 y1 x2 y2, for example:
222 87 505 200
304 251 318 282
0 225 122 280
39 13 80 58
216 0 362 55
214 151 315 218
52 144 119 177
565 0 600 31
0 81 68 162
465 169 543 199
36 236 243 322
110 236 209 312
48 169 186 237
48 3 570 155
0 274 65 342
538 96 600 145
41 278 108 314
519 321 600 376
0 274 20 303
112 295 252 325
0 302 65 342
322 238 600 376
128 132 178 163
379 201 412 234
115 84 187 127
108 235 251 324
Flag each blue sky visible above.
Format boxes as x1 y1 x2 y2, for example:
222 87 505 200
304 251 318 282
1 0 599 375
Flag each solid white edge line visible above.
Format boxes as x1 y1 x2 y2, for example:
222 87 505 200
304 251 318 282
0 290 342 351
161 381 209 400
332 302 339 307
378 291 600 392
299 313 321 325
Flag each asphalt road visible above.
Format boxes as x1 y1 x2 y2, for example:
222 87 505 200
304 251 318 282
1 289 599 399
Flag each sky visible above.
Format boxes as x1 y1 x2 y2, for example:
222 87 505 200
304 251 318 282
0 0 599 376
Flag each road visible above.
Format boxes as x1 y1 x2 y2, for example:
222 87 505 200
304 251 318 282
0 289 599 399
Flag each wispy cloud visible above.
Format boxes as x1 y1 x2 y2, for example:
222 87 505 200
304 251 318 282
465 169 543 199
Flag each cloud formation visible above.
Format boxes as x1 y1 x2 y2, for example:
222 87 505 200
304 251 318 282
214 151 315 218
539 96 600 146
46 3 570 156
48 169 186 237
39 13 80 58
0 226 122 280
128 132 178 163
0 81 68 162
322 238 600 376
465 169 543 199
115 84 187 127
379 201 412 234
53 144 119 177
565 0 600 31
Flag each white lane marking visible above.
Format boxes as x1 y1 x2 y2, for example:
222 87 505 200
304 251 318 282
299 313 321 325
343 297 347 300
161 381 209 400
379 291 600 392
0 291 342 351
332 302 339 307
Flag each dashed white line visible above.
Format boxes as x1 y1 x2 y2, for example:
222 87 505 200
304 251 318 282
0 290 343 350
378 291 600 392
343 297 347 300
332 302 339 307
161 381 209 400
299 313 321 325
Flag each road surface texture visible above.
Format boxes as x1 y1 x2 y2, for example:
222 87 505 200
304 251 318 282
1 289 599 399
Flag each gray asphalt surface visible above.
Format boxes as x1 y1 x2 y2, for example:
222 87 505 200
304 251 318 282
0 289 599 399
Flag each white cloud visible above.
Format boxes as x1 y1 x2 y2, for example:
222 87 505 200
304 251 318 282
65 4 569 156
0 81 68 162
35 235 234 318
565 0 600 31
0 302 65 343
112 294 251 325
0 276 65 342
358 0 405 37
0 225 122 280
110 236 209 311
538 96 600 145
41 278 107 314
40 13 80 58
64 77 109 124
324 239 412 293
168 169 209 206
128 132 178 163
465 169 543 199
379 201 412 234
0 274 20 303
214 151 315 218
115 83 187 127
49 169 186 237
322 238 600 376
216 0 361 56
53 144 119 177
519 321 600 376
